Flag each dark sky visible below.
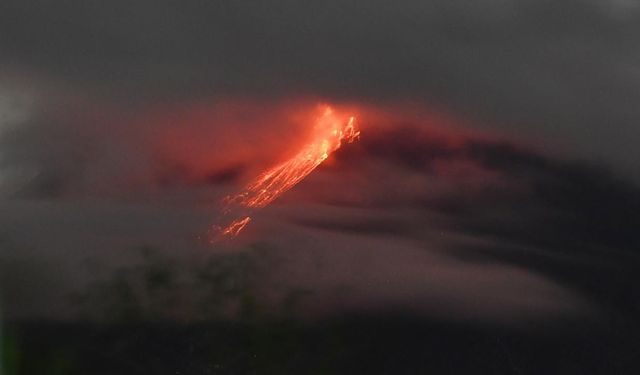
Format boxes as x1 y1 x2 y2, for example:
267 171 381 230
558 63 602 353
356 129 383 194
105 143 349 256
2 0 640 170
0 0 639 328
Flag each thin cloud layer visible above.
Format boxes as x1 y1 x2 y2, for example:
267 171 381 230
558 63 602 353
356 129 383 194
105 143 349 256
0 100 637 324
281 122 640 318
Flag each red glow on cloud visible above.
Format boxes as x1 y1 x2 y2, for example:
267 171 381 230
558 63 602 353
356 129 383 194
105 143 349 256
71 97 523 242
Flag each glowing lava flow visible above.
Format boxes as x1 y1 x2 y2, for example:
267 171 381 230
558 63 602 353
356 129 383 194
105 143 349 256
220 216 251 237
213 105 359 240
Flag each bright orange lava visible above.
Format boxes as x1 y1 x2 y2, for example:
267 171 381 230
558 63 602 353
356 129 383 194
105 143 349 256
220 216 251 237
214 105 359 239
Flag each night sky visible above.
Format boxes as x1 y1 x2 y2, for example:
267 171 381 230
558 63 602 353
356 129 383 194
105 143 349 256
1 1 639 374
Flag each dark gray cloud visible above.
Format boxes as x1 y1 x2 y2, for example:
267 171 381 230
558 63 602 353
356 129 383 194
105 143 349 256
1 0 640 171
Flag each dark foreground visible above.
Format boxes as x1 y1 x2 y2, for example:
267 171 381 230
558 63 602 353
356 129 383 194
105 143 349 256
3 315 639 375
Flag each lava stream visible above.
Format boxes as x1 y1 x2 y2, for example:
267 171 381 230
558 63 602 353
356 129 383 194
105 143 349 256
213 105 359 240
